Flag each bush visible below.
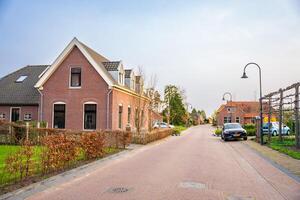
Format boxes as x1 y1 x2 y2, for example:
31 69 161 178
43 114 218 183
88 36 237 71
243 124 256 136
5 141 34 181
132 129 172 144
172 126 187 136
80 132 105 159
214 129 222 136
102 130 132 149
40 134 78 173
172 129 180 136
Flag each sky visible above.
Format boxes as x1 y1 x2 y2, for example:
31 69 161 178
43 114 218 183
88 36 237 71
0 0 300 116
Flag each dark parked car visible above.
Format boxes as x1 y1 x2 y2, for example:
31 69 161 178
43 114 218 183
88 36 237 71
221 123 247 141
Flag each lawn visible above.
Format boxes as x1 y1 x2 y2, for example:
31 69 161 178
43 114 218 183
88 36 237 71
0 145 120 189
267 136 300 160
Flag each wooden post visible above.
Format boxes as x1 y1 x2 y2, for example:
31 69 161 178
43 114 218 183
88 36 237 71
279 89 283 142
268 97 272 143
295 84 300 148
26 122 29 141
37 122 40 143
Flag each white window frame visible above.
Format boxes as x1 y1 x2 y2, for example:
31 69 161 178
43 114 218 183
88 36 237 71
0 113 6 120
10 107 21 122
127 105 131 125
15 75 28 83
52 102 66 128
83 101 98 131
224 116 232 124
69 66 82 89
24 113 32 121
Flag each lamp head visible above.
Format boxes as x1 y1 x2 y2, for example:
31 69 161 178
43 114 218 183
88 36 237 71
241 72 248 79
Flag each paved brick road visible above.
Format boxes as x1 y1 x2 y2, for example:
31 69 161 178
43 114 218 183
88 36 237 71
27 125 300 200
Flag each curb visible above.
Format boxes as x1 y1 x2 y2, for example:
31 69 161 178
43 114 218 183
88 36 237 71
242 141 300 183
0 146 138 200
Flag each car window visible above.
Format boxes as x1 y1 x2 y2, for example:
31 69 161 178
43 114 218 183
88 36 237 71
224 123 242 129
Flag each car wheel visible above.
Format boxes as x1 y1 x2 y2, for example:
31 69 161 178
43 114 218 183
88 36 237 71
286 130 290 135
273 131 277 136
224 137 228 142
243 136 247 141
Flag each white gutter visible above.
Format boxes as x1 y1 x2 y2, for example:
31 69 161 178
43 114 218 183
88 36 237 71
37 89 43 121
106 88 113 129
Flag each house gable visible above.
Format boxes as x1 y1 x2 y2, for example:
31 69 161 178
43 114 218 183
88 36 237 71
35 37 115 89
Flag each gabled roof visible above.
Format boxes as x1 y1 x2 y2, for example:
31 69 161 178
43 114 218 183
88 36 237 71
217 101 261 114
35 37 116 88
125 69 133 78
0 65 49 105
102 61 121 71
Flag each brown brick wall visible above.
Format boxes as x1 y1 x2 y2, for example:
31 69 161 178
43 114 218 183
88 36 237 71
41 46 109 130
40 46 149 132
0 105 39 122
216 106 245 126
110 89 149 131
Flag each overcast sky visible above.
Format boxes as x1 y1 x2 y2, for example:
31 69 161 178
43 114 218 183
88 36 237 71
0 0 300 116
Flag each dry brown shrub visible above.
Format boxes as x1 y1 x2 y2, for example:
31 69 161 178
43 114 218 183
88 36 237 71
102 130 132 149
80 132 104 159
4 140 34 181
40 134 78 173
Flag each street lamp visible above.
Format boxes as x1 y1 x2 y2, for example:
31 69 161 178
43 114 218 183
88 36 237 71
241 62 264 145
222 92 233 123
222 92 233 102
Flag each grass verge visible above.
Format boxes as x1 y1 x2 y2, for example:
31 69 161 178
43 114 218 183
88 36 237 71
266 136 300 160
172 126 187 136
0 145 121 194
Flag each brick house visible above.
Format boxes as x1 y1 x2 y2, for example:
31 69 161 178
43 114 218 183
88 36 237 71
0 38 158 132
216 101 272 126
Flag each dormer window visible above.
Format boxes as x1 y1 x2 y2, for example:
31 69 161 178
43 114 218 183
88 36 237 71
15 75 28 83
119 72 124 85
70 68 81 87
131 78 135 90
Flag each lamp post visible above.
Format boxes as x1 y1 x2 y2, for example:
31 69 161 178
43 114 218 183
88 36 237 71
241 62 264 145
222 92 233 102
222 92 233 123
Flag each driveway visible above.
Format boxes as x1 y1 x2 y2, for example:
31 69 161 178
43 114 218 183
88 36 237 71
27 125 300 200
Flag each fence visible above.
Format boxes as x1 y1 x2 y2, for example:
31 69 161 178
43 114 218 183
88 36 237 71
0 121 132 192
132 128 173 144
261 82 299 148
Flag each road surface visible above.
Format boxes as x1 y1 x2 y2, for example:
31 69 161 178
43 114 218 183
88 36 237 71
27 125 300 200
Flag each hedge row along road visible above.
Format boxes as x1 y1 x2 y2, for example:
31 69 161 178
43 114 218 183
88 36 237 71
11 125 300 200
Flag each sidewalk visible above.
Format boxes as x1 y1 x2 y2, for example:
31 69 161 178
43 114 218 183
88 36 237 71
243 139 300 180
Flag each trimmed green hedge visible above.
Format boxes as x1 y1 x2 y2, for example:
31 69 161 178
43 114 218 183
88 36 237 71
243 124 256 136
214 128 222 136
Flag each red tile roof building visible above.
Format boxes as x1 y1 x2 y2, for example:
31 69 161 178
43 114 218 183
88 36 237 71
216 101 274 126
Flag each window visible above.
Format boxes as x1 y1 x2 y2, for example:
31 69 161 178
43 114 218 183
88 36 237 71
24 114 32 121
84 104 97 130
141 109 144 127
135 108 139 127
224 116 232 124
227 107 236 113
236 117 240 123
11 108 20 122
118 105 123 129
119 72 124 85
15 75 28 83
70 68 81 87
53 104 65 129
0 113 5 120
131 79 135 90
127 106 131 124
